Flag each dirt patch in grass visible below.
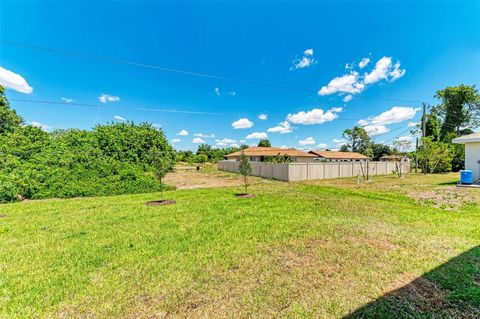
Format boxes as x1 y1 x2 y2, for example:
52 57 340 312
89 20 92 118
0 214 6 218
145 200 176 206
158 235 401 318
164 168 244 189
409 187 479 210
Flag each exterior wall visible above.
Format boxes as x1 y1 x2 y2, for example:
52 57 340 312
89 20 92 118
295 156 316 163
465 142 480 181
219 161 410 182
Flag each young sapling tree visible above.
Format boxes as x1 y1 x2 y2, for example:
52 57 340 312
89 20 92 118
238 151 252 194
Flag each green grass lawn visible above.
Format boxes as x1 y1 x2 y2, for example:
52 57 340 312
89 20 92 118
0 173 479 318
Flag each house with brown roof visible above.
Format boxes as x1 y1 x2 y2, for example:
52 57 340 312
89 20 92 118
225 147 317 162
308 150 367 162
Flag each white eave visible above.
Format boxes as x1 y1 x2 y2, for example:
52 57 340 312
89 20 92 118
452 132 480 144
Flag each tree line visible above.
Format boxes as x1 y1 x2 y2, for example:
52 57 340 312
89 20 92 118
340 85 479 172
0 86 175 203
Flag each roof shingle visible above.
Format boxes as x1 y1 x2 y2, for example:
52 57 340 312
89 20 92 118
308 150 367 159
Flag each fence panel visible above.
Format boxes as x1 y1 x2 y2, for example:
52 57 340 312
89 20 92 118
218 161 410 182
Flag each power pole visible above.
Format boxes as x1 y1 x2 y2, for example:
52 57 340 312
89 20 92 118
422 103 427 138
421 103 427 173
415 137 418 173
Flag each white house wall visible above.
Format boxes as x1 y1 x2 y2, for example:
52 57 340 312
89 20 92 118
465 142 480 181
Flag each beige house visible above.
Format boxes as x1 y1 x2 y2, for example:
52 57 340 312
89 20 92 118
225 147 317 162
453 132 480 182
308 150 367 162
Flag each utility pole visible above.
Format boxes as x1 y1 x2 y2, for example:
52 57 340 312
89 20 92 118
420 103 427 173
415 137 418 173
422 103 427 138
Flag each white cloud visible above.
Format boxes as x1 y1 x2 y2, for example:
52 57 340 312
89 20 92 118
333 138 345 143
152 123 161 128
258 114 268 120
363 57 405 85
364 125 390 136
343 95 353 102
232 118 254 129
192 137 205 143
214 87 235 96
408 121 420 127
194 133 215 138
389 61 406 81
171 138 181 143
215 138 240 147
358 57 371 69
287 107 342 125
30 121 51 131
267 121 294 134
318 72 365 95
99 94 120 104
215 138 237 144
113 115 126 121
0 66 33 94
359 106 419 126
317 143 328 149
397 135 413 142
240 139 246 143
61 97 74 103
290 48 317 70
319 56 406 98
299 137 316 146
246 132 268 139
177 129 189 136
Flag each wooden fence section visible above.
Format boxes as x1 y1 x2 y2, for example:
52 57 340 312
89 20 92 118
218 161 410 182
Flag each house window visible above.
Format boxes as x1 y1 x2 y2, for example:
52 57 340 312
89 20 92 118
249 157 256 162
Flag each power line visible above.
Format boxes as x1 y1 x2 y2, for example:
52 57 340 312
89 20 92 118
11 98 431 124
1 40 426 104
9 98 226 116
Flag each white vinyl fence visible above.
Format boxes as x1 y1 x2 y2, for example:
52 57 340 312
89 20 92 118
218 161 410 182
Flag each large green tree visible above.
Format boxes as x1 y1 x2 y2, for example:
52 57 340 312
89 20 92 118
433 85 480 140
342 126 372 155
0 85 23 134
371 143 393 161
257 139 271 147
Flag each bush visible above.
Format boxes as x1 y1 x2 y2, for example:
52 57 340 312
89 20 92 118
0 175 18 203
0 118 176 202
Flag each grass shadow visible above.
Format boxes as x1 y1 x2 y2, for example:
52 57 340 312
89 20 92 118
437 181 459 186
344 246 480 318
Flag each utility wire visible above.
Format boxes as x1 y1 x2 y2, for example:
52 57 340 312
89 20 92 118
9 98 226 116
1 40 426 104
11 98 430 124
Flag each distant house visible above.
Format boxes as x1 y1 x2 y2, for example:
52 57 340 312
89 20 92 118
225 147 317 162
380 154 409 162
453 132 480 182
308 150 367 162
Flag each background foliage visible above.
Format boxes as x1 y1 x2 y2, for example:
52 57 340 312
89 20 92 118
0 87 175 203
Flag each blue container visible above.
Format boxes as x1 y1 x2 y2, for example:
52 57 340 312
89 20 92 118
461 170 474 184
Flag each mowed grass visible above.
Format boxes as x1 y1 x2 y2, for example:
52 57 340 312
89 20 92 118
0 173 479 318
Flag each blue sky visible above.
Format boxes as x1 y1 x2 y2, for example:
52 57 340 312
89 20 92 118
1 1 479 150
